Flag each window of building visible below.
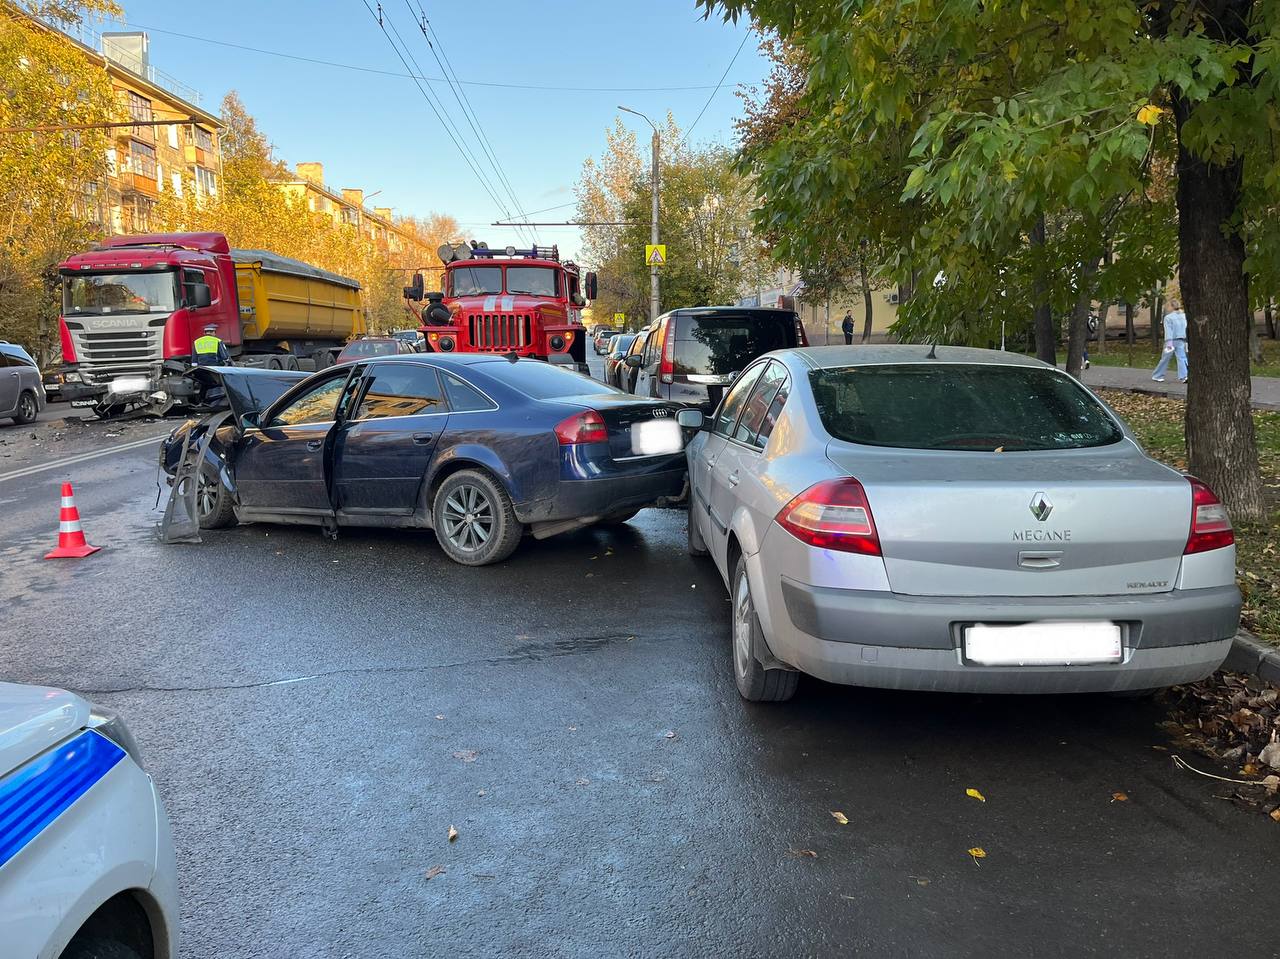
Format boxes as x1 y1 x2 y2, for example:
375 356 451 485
126 91 152 125
172 172 183 197
156 162 163 192
195 166 217 197
194 126 214 152
130 140 157 179
168 124 179 149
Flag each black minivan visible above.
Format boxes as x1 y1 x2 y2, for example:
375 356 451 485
626 307 807 410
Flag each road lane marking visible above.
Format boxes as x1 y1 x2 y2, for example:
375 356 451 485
0 434 165 484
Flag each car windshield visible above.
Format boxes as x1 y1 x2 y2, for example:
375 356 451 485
450 267 503 296
810 363 1124 451
63 271 176 315
487 359 622 399
506 267 560 297
340 340 399 358
674 312 795 375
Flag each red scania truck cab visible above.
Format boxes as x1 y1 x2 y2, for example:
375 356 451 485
408 241 596 374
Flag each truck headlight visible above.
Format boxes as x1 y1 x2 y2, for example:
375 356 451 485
64 372 83 383
86 705 144 768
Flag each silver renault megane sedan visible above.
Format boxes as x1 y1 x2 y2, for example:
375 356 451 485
681 346 1241 702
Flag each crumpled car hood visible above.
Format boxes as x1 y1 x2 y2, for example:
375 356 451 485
187 366 309 423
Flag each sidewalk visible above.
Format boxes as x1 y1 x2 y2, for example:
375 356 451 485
1074 364 1280 412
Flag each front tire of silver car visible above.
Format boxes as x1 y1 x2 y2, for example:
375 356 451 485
14 390 37 424
731 555 798 702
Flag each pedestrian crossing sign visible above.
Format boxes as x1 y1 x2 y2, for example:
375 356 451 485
613 312 626 324
645 244 666 267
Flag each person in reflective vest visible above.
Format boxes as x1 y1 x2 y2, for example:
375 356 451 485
193 324 231 366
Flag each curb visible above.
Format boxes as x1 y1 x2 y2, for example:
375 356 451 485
1223 629 1280 685
1083 378 1280 412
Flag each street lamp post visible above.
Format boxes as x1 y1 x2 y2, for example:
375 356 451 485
619 106 660 323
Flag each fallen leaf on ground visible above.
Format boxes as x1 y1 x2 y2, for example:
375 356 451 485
1112 791 1129 802
787 848 818 859
576 777 590 786
1263 775 1280 794
425 865 445 880
1271 809 1280 823
967 847 987 863
831 811 849 825
1259 741 1280 770
965 788 986 802
452 750 478 763
434 714 445 721
447 825 458 842
476 789 486 797
663 730 677 740
909 876 930 887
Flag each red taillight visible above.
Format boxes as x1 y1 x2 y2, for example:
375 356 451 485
776 478 881 555
1185 477 1234 554
795 316 809 347
555 410 608 445
58 317 77 364
659 323 674 384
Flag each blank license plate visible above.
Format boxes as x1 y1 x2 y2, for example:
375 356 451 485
964 621 1122 666
630 419 683 456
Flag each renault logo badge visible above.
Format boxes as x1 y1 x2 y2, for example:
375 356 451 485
1029 492 1053 522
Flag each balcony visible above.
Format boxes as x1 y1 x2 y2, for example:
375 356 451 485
122 172 158 197
184 144 209 166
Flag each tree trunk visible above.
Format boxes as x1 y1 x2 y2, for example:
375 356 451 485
1125 301 1135 346
1030 215 1056 364
1173 99 1263 520
1095 246 1113 354
859 254 873 343
1150 287 1163 349
1065 255 1100 377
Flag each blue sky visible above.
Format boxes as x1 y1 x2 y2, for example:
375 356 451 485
102 1 765 260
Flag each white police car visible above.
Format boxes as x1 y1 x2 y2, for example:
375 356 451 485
0 683 178 958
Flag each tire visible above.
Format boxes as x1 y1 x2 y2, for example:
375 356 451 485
432 469 522 566
315 351 334 370
183 460 237 529
60 936 143 959
266 356 283 370
283 353 300 371
687 490 708 557
731 555 798 702
598 508 639 526
14 391 37 425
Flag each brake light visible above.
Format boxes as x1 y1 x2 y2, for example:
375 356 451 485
58 317 78 364
555 410 608 445
795 316 809 347
1184 477 1234 554
776 478 881 555
660 322 674 384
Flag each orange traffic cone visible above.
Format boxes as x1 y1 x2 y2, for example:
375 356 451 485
44 482 101 559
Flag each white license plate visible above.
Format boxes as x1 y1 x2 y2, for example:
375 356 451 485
630 418 683 456
110 376 150 394
964 621 1122 666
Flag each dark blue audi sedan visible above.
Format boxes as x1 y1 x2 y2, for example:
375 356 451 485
161 355 691 565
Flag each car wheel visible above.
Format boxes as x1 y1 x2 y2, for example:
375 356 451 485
14 391 37 424
433 469 522 566
196 461 237 529
598 508 639 526
687 491 708 557
60 936 144 959
731 555 798 702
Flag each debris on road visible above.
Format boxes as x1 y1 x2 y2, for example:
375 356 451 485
787 848 818 859
967 847 987 863
965 788 986 802
830 811 849 825
1111 791 1129 803
447 825 458 843
425 865 445 880
452 750 478 763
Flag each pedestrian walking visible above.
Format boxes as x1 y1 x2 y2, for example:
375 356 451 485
193 323 231 366
1151 298 1188 383
841 311 854 345
1082 313 1098 370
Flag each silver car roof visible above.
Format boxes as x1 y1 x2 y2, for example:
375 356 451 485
788 345 1054 370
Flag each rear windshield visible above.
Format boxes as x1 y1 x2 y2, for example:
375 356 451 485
483 360 622 399
674 312 795 376
810 364 1124 451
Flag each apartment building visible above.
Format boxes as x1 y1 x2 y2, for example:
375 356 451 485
273 162 435 266
42 19 223 234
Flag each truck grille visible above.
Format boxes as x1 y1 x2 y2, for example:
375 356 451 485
68 328 163 379
467 313 532 351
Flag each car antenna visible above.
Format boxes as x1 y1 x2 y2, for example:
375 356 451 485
503 350 519 364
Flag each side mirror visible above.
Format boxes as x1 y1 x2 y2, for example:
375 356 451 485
625 354 642 368
403 273 425 302
585 271 598 300
676 409 705 430
423 292 451 325
191 283 212 309
239 411 259 431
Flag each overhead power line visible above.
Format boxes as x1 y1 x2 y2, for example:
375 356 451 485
122 21 750 94
684 29 753 142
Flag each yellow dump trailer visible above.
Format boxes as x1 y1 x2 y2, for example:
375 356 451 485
231 249 365 368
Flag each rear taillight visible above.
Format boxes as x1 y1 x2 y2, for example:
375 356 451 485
58 317 78 364
795 316 809 347
1185 477 1234 554
555 410 608 445
776 478 881 555
660 323 674 384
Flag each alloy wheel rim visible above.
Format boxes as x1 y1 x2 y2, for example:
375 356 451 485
19 395 34 419
732 573 752 679
196 470 218 519
442 484 494 553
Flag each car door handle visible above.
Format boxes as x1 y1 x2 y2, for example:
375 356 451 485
726 471 740 487
306 439 324 451
702 455 716 468
412 432 435 445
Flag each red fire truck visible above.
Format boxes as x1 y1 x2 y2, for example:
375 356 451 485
406 241 596 373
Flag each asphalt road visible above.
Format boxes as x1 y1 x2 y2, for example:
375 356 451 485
2 355 1278 957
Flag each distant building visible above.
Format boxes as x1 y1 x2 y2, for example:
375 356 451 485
741 264 900 343
273 162 434 266
36 17 223 233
